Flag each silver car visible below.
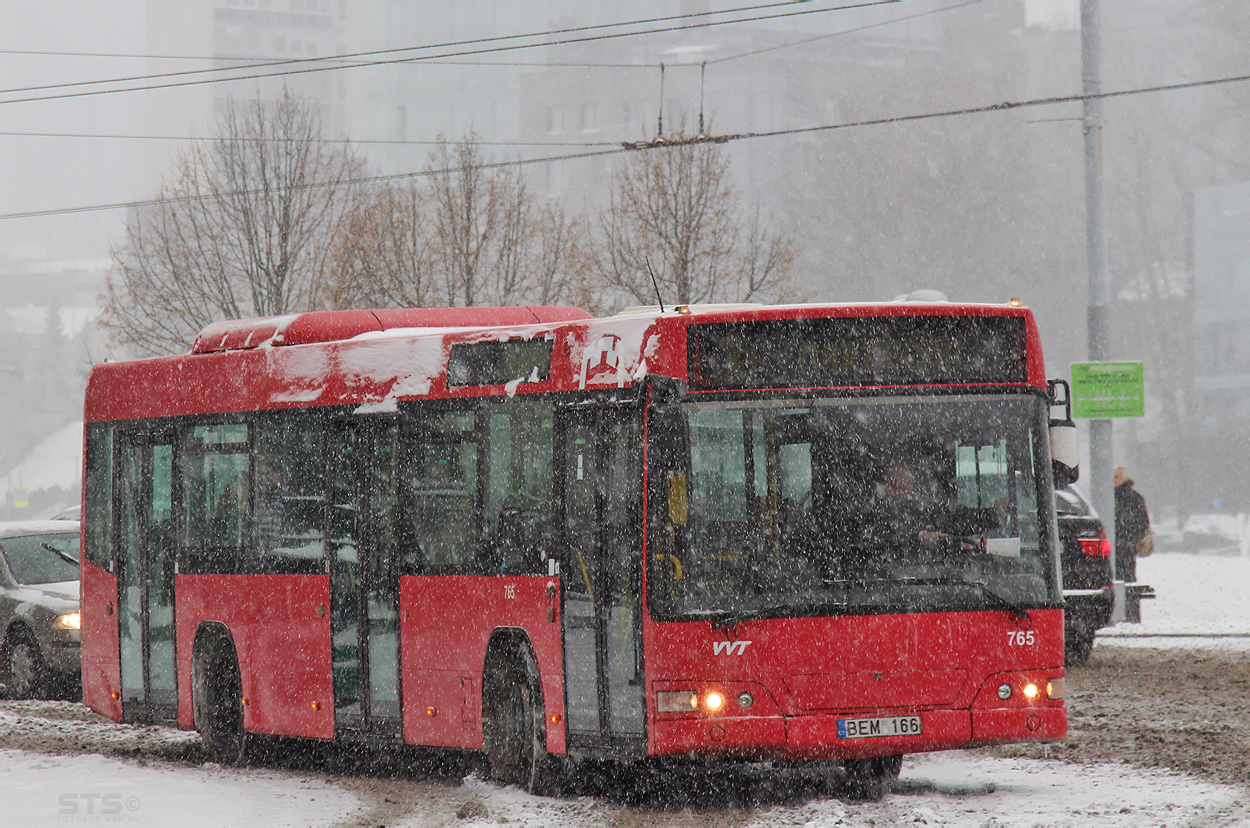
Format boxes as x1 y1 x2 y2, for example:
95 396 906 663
0 520 81 699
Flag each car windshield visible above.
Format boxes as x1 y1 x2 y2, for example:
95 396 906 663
1 533 80 585
1055 485 1095 517
647 394 1059 620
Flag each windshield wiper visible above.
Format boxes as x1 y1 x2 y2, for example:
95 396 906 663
707 578 1032 628
41 542 78 567
894 577 1032 622
710 602 846 629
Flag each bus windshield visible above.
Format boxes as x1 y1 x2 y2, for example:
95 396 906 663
647 394 1058 621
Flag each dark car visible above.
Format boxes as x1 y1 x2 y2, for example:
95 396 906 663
1056 485 1154 666
0 520 81 698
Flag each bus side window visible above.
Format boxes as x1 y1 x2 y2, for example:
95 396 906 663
84 423 115 572
482 402 554 576
401 411 479 574
250 412 327 575
179 423 250 573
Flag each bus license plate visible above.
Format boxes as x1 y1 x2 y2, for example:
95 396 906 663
837 715 922 739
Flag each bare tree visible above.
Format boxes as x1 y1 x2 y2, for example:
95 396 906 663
330 134 589 310
323 181 435 310
593 132 795 310
100 89 364 357
426 135 587 307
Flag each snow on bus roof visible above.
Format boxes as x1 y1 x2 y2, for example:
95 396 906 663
191 307 592 354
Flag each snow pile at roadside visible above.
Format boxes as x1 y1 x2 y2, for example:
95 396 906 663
1099 550 1250 647
0 747 365 827
0 420 82 504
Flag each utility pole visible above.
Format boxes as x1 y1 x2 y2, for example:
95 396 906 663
1082 0 1122 618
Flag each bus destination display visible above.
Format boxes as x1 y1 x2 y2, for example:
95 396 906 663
689 315 1027 389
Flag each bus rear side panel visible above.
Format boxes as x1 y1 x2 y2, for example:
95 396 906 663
175 574 334 739
399 575 564 753
80 560 122 721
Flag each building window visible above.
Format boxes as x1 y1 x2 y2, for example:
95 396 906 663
546 106 565 135
580 103 598 133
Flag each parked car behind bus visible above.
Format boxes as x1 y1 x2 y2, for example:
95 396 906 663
1056 485 1154 666
0 520 81 698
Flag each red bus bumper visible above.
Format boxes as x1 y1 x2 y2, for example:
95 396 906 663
650 706 1065 760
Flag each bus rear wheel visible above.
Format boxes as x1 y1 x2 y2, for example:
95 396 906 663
482 643 559 794
194 636 248 765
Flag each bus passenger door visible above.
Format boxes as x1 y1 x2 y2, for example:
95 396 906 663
560 408 645 749
115 426 178 721
328 421 402 737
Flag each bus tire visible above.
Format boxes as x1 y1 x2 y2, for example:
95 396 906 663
842 755 900 800
1065 625 1096 667
482 640 559 795
2 629 49 699
193 634 248 765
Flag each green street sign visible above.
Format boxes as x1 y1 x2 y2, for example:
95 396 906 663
1070 361 1145 418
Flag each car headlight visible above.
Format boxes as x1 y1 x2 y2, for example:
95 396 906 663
55 612 81 631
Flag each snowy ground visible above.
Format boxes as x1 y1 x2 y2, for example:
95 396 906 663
1099 545 1250 650
4 739 1246 827
2 546 1247 826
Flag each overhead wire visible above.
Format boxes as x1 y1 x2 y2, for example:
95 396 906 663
0 48 660 69
705 0 983 65
0 129 624 148
0 0 958 148
3 67 1250 223
0 0 899 104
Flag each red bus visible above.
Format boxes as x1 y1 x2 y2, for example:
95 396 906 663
80 301 1072 797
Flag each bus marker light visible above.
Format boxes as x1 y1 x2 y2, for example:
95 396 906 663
311 701 321 710
1010 298 1022 307
737 691 753 710
657 691 699 713
550 713 561 724
1023 683 1040 700
1046 678 1064 700
110 692 120 701
241 697 250 707
427 707 436 717
704 692 724 711
997 683 1013 700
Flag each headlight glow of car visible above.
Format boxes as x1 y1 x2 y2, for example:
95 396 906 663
55 612 81 630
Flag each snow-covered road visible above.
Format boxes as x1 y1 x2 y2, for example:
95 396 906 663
4 742 1246 827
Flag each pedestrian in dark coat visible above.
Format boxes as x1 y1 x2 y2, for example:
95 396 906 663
1113 466 1150 582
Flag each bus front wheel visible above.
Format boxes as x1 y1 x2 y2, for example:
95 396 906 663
842 754 901 800
1065 625 1096 667
482 642 559 794
193 636 248 765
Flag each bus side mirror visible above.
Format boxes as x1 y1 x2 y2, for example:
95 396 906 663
667 473 689 526
1048 379 1079 486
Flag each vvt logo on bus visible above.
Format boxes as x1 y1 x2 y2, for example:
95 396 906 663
713 640 752 656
